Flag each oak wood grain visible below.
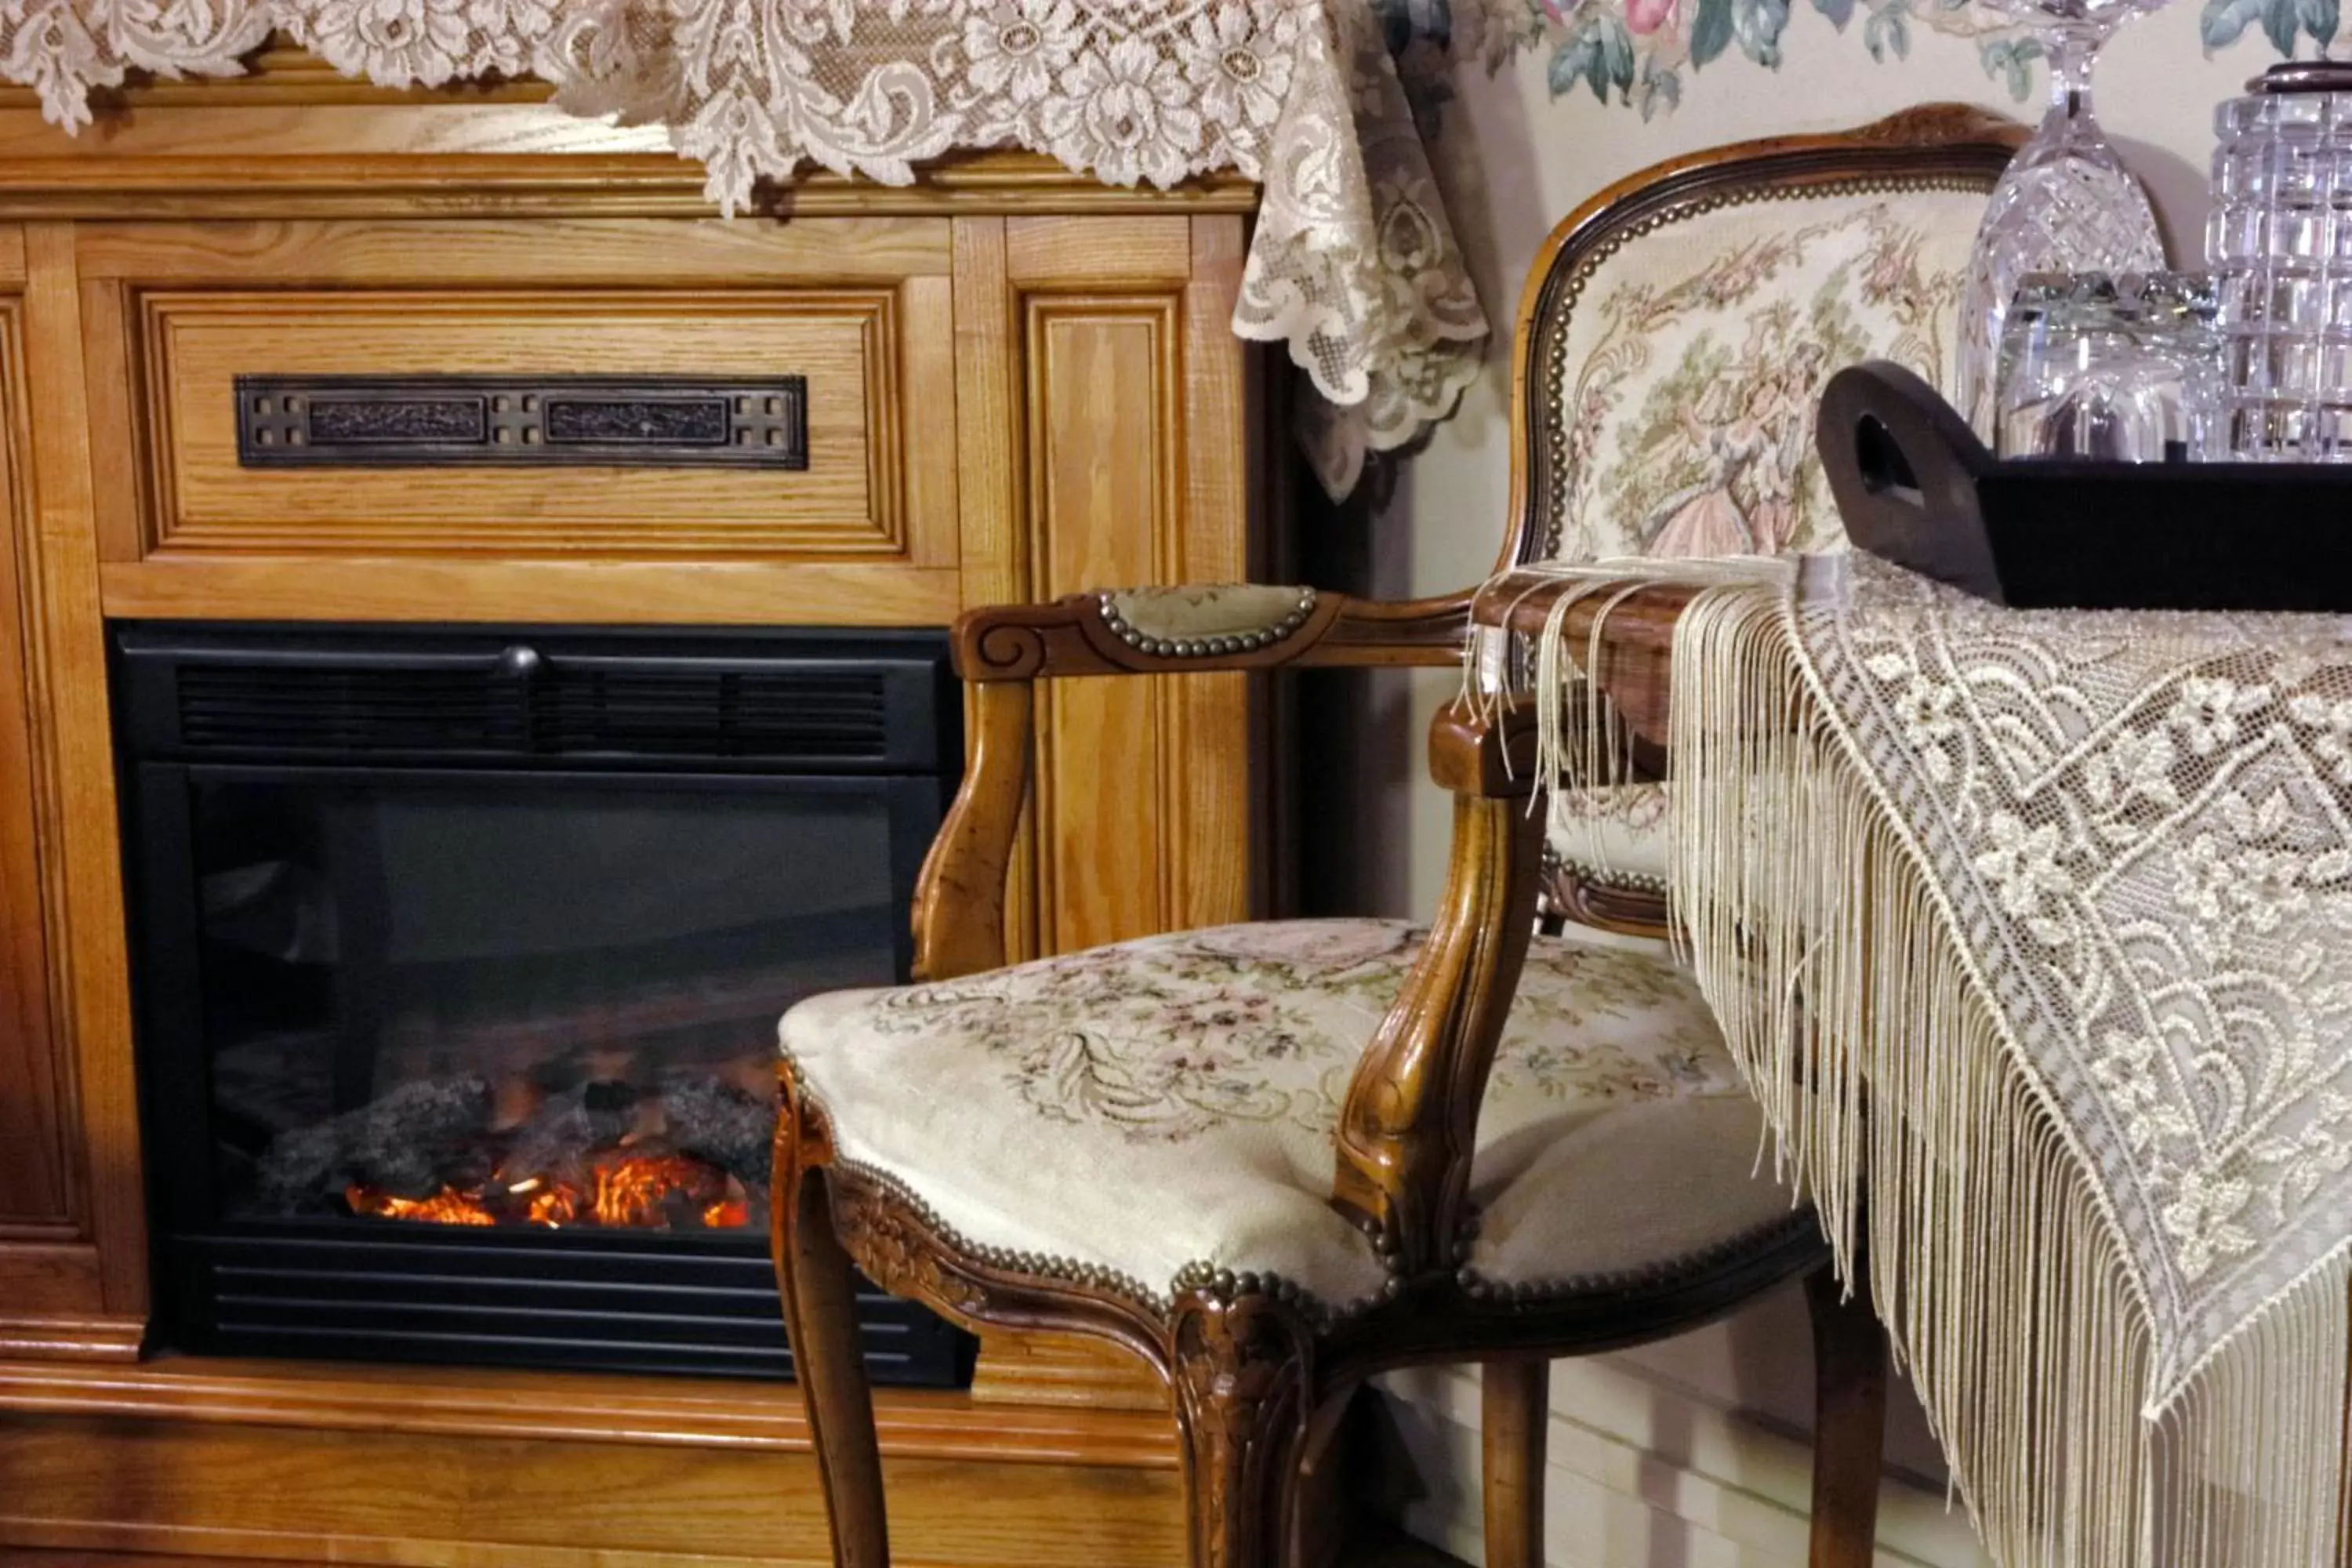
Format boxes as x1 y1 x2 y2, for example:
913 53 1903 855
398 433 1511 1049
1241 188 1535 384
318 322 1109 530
98 558 963 625
1174 216 1256 938
1007 217 1195 289
73 216 953 285
0 1418 1184 1568
949 216 1041 967
0 64 1287 1568
20 225 146 1323
0 1353 1177 1464
0 298 70 1230
138 290 913 559
968 1329 1170 1413
1029 299 1181 949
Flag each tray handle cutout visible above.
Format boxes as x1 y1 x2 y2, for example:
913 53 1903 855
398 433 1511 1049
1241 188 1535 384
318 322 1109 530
1817 361 2007 604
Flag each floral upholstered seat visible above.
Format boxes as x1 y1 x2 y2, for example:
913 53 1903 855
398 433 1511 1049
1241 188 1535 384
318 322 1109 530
1526 180 1991 901
781 919 1798 1314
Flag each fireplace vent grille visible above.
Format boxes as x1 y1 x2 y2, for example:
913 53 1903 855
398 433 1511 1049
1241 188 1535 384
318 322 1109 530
167 661 898 762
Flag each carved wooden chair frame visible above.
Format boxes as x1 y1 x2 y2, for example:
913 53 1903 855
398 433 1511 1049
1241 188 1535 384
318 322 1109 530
773 106 2022 1568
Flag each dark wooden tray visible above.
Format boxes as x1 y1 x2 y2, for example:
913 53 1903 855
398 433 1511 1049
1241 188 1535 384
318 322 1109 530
1815 361 2352 612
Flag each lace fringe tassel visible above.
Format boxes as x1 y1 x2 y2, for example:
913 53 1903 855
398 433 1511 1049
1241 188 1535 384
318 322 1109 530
1468 556 1792 881
1657 578 2352 1568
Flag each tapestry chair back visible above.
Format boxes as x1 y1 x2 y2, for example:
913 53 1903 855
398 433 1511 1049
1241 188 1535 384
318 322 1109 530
1497 109 2025 916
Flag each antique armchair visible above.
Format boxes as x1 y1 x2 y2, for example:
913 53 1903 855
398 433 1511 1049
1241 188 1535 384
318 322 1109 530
771 107 2020 1568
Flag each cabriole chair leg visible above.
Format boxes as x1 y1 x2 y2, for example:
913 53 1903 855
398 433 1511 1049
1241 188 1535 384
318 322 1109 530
1173 1290 1315 1568
1481 1358 1550 1568
775 1163 891 1568
1805 1261 1889 1568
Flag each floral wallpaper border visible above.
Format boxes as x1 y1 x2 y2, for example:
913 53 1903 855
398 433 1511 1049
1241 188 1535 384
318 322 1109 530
1371 0 2328 125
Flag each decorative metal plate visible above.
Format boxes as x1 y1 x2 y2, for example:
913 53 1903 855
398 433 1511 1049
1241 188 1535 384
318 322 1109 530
234 376 809 470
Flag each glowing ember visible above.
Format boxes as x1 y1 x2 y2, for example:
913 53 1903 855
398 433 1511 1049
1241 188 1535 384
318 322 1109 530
345 1185 496 1226
592 1153 717 1227
344 1151 750 1232
526 1185 579 1227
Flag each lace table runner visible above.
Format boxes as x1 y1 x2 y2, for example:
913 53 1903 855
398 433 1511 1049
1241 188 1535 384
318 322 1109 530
1512 552 2352 1565
3 2 1486 495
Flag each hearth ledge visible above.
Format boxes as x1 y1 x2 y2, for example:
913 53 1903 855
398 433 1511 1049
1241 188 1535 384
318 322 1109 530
0 1354 1180 1468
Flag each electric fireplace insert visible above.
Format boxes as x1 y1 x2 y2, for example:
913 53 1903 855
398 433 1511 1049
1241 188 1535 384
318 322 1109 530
114 622 973 1385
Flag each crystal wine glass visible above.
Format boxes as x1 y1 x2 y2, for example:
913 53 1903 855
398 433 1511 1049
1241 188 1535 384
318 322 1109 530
1955 0 2170 437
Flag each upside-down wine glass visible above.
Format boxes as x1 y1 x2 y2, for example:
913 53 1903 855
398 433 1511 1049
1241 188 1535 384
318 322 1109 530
1955 0 2171 438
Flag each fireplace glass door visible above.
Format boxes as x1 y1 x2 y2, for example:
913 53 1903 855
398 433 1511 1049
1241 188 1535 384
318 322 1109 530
118 625 971 1383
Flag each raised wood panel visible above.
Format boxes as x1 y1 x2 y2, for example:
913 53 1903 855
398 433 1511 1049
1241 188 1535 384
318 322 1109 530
0 300 72 1232
0 1245 102 1317
1007 216 1258 956
1029 301 1182 951
1174 217 1257 925
124 289 938 562
19 225 147 1324
950 217 1043 967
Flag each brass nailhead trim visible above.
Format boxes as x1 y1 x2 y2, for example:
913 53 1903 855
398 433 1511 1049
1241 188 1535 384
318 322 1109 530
1097 587 1319 659
1558 857 1670 895
1452 1210 1820 1308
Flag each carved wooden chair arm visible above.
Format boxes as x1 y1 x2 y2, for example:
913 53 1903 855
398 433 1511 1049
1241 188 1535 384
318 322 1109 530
915 585 1476 982
1332 697 1544 1275
950 585 1473 682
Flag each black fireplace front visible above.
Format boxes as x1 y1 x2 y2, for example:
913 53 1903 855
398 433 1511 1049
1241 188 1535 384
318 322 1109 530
114 622 973 1385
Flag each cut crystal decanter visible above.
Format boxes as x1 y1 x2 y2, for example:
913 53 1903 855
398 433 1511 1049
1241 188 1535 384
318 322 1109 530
1955 0 2169 437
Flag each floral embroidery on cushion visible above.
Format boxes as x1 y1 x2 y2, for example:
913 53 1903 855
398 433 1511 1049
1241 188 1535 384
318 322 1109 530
1189 920 1417 967
859 921 1737 1145
1495 1041 1739 1102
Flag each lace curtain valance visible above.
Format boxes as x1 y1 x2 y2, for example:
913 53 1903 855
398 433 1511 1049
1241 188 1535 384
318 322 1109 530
1 1 1489 495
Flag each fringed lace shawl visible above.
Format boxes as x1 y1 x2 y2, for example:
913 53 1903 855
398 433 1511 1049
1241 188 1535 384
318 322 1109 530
1492 552 2352 1566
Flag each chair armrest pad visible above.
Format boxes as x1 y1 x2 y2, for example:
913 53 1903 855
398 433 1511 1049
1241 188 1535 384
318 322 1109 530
952 586 1472 681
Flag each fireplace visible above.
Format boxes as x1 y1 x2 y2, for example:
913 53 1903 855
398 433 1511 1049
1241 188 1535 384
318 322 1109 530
114 623 973 1385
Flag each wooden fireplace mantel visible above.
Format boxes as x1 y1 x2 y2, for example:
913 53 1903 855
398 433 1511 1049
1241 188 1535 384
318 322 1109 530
0 46 1276 1568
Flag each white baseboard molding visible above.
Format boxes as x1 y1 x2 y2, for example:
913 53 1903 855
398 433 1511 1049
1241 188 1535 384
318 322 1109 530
1367 1361 1995 1568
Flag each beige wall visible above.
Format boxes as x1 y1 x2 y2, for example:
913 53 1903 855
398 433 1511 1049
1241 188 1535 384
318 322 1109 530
1351 8 2272 1558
